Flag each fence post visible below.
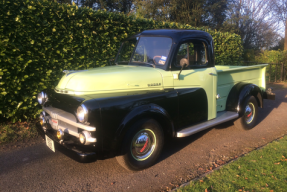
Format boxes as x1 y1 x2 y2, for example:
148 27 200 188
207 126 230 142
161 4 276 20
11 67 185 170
281 62 284 82
269 64 271 83
275 64 277 82
284 65 286 82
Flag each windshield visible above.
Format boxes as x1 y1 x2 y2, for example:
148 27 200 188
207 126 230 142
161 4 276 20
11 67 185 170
116 38 138 64
116 37 172 67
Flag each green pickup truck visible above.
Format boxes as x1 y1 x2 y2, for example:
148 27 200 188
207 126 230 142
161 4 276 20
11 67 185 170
36 29 275 171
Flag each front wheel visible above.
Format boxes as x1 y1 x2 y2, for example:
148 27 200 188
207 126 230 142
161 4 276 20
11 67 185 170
116 118 164 171
234 96 258 130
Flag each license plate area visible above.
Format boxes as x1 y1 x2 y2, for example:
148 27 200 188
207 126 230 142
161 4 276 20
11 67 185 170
45 135 55 152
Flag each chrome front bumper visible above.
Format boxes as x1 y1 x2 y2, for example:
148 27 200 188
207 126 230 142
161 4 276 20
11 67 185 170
36 123 97 162
40 106 97 145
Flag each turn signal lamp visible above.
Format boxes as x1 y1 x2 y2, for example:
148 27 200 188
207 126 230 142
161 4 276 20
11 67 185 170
39 111 46 125
57 129 64 140
79 133 86 144
40 119 44 125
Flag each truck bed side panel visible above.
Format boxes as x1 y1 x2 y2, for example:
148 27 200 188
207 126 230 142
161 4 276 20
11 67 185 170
216 65 267 112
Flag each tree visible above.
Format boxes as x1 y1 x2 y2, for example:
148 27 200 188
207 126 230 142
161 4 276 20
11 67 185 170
47 0 72 4
202 0 230 30
57 0 72 3
271 0 287 50
270 38 285 50
134 0 229 28
51 0 134 13
78 0 134 13
221 0 279 50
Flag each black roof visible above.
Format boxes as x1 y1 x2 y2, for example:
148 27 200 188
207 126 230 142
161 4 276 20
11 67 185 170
129 29 213 43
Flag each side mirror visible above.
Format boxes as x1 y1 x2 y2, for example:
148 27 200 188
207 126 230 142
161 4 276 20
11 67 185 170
173 64 187 80
173 58 188 80
180 58 188 68
178 63 187 78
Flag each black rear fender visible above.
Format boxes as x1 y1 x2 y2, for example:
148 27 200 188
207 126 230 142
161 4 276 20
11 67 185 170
226 83 263 115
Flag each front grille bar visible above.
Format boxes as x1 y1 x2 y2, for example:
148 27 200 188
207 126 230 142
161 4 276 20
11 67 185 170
43 106 96 131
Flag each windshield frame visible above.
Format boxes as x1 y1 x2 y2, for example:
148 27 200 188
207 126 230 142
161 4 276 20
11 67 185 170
115 35 174 70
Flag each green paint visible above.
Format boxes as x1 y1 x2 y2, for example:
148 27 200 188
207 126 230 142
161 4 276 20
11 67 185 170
173 67 217 120
56 65 166 94
56 64 267 120
216 64 267 112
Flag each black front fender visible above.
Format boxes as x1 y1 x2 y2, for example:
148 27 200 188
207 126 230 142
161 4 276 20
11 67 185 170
97 89 178 153
115 104 175 140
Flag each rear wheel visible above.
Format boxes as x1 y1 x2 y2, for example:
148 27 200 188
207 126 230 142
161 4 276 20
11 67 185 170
116 118 164 171
234 96 258 130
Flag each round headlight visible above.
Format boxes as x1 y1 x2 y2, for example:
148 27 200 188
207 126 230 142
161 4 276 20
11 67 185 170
76 104 88 123
37 91 48 105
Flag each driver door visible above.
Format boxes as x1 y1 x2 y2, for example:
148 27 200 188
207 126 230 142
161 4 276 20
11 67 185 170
173 41 217 128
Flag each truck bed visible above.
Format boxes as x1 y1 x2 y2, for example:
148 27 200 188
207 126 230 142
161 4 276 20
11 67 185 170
216 64 268 73
215 64 268 112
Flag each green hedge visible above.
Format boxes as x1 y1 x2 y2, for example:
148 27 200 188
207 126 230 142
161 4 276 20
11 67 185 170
255 50 287 64
0 0 243 122
255 50 287 82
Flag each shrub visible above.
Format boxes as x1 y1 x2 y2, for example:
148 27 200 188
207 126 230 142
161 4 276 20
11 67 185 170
0 0 243 122
255 50 287 82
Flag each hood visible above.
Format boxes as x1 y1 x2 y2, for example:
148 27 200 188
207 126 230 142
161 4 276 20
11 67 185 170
55 65 164 94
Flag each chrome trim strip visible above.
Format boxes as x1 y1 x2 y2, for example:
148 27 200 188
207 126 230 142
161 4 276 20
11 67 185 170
86 137 97 143
176 111 238 137
58 125 79 138
56 125 97 144
82 131 97 145
43 106 96 131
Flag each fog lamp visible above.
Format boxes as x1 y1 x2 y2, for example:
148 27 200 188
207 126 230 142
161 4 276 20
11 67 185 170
79 133 86 144
57 129 64 140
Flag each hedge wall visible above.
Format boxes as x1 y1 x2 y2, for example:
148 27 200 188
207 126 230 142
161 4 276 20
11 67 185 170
0 0 243 122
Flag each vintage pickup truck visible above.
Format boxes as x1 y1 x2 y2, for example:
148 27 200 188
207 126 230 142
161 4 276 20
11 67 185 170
36 29 275 171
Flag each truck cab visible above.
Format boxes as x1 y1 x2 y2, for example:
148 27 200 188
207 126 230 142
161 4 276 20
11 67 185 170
36 29 275 171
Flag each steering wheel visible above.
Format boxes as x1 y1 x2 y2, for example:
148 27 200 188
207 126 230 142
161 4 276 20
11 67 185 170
153 55 162 65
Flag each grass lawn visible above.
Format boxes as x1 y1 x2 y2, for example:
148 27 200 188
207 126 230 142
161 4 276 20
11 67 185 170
0 121 38 145
177 136 287 192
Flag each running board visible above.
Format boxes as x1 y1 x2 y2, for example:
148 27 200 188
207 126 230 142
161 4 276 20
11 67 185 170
176 111 238 137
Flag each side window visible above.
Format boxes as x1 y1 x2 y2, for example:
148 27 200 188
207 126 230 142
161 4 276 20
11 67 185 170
175 41 208 68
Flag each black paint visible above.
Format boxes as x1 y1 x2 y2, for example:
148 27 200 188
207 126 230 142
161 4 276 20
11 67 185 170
226 83 264 115
115 29 215 70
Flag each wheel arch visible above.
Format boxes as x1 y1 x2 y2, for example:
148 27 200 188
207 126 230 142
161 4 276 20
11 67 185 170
114 104 174 154
226 82 263 115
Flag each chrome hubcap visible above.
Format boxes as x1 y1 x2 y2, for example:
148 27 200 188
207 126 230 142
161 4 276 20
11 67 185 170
244 102 255 124
131 129 156 161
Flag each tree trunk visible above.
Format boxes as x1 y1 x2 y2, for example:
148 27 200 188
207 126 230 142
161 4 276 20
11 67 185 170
285 19 287 50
